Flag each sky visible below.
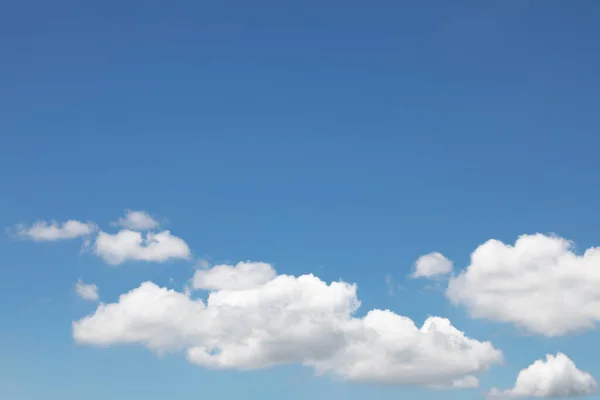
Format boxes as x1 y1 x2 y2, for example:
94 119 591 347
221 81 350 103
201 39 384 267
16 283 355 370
1 1 600 399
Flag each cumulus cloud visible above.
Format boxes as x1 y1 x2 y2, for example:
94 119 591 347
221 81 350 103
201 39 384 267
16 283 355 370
16 220 96 241
192 261 276 291
112 210 159 230
73 262 502 387
75 279 99 301
93 229 191 265
447 233 600 336
489 353 597 398
412 252 453 278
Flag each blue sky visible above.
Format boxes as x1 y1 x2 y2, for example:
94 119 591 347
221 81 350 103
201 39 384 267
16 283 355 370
1 1 600 399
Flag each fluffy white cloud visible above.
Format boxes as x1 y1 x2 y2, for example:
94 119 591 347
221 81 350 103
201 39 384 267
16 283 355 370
447 233 600 336
75 279 99 301
93 229 191 265
73 263 502 387
16 220 96 241
112 210 159 230
489 353 597 398
412 252 453 278
192 261 276 290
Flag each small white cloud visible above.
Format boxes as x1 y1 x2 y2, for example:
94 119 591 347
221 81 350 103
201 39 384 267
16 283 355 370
447 233 600 336
489 353 597 398
192 261 276 291
16 220 96 241
75 279 99 301
93 229 191 265
112 210 159 231
411 252 453 278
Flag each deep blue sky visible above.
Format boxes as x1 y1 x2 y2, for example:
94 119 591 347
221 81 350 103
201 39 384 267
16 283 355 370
1 1 600 399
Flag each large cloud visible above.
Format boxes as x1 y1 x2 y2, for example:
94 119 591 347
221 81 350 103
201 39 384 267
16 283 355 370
16 220 96 241
73 263 502 387
447 233 600 336
93 229 191 265
489 353 597 398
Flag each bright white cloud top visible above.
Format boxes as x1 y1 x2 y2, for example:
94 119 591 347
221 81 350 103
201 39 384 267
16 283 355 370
73 262 502 387
447 233 600 336
17 220 96 241
411 252 453 278
75 279 99 301
192 261 276 290
93 229 191 265
489 353 597 398
112 210 159 230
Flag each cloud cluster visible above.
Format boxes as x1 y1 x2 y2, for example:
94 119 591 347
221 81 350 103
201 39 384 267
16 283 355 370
73 262 502 387
446 233 600 336
14 210 190 266
489 353 597 398
17 220 96 241
75 279 99 301
13 212 600 394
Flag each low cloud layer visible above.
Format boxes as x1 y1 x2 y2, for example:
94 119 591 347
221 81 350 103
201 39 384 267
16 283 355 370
447 233 600 336
16 220 96 241
489 353 597 398
73 262 502 387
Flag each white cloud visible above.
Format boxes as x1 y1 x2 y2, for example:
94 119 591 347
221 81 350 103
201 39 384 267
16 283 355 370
447 233 600 336
412 252 453 278
93 229 191 265
489 353 597 398
16 220 96 241
75 279 99 301
73 262 502 387
112 210 159 230
192 261 276 290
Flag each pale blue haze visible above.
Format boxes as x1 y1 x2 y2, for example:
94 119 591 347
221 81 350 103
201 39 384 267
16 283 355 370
1 1 600 399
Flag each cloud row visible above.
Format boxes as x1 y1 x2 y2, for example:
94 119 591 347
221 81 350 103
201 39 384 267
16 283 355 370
11 212 600 396
73 262 503 387
15 210 191 265
71 262 599 396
